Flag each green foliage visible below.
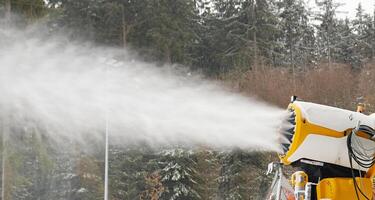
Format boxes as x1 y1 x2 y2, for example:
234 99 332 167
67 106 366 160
74 155 103 200
1 127 275 200
40 0 375 74
2 123 55 199
47 0 197 65
0 0 46 21
1 0 374 73
276 0 316 68
195 150 220 200
109 146 159 199
218 150 272 200
159 149 201 200
132 0 198 63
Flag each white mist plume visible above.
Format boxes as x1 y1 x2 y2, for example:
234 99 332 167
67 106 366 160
0 25 283 151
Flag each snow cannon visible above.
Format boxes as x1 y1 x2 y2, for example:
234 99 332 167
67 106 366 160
269 97 375 200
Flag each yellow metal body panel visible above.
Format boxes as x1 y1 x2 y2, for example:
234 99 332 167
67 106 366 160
280 103 345 165
366 165 375 178
317 177 373 200
280 102 371 166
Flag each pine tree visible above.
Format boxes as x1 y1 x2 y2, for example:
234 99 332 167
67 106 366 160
334 18 359 66
353 3 375 62
364 12 375 60
0 0 46 18
248 0 280 66
218 150 244 200
315 0 341 66
193 0 280 75
217 150 273 200
195 150 220 200
190 0 245 75
48 0 98 41
159 149 200 200
128 0 198 64
1 121 57 200
109 146 158 200
351 3 367 67
277 0 316 69
73 155 103 200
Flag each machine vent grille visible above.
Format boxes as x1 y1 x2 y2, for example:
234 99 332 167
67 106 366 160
280 109 296 154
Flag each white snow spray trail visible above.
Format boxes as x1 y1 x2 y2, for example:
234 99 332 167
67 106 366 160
0 25 284 151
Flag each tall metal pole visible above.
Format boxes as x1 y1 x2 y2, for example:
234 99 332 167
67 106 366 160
1 124 5 200
1 116 7 200
104 113 109 200
104 65 109 200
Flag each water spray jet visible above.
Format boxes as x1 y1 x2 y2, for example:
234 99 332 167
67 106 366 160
0 24 284 198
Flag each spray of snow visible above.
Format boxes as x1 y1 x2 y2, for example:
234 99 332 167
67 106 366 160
0 24 283 151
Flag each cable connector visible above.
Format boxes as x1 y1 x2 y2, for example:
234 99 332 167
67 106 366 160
354 120 361 133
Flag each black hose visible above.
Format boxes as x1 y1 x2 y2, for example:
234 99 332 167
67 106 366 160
346 127 374 200
348 126 375 168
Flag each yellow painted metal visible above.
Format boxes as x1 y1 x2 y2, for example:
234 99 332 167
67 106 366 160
291 171 308 188
291 171 309 200
317 177 373 200
366 165 375 178
279 102 372 165
357 103 365 113
280 103 345 165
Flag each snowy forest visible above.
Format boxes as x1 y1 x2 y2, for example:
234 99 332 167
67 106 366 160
0 0 375 199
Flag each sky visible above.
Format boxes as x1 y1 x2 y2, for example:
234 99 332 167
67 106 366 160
308 0 374 19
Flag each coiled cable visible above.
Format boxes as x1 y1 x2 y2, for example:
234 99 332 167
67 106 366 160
347 125 375 200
